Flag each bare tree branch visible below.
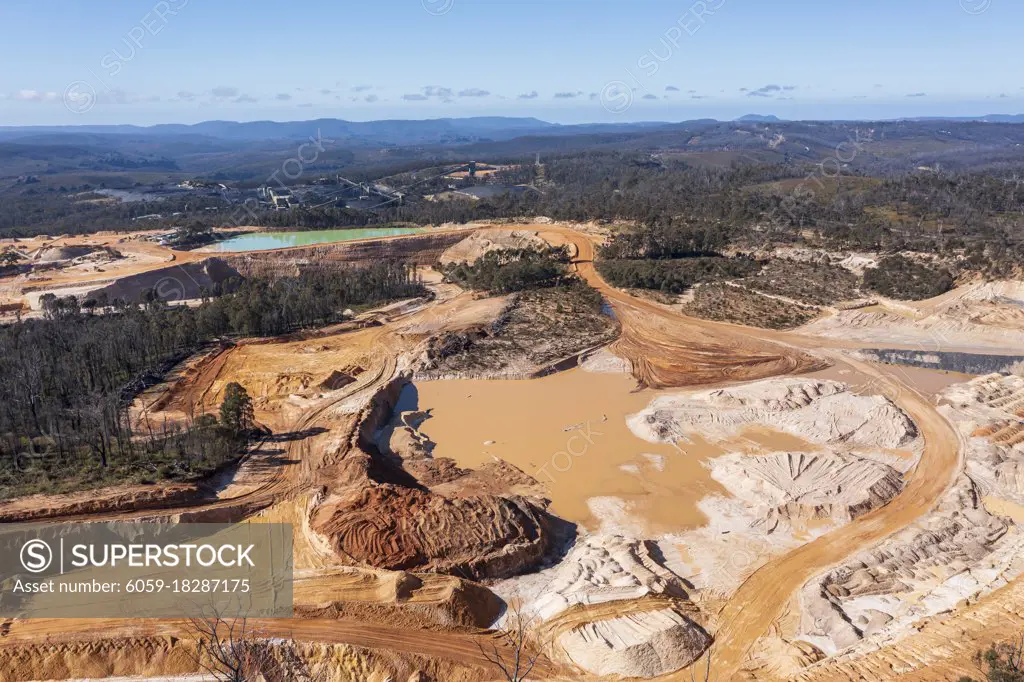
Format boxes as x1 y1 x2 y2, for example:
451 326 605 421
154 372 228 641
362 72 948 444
479 598 543 682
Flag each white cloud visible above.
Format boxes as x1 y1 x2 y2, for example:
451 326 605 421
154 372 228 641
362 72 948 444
14 89 59 102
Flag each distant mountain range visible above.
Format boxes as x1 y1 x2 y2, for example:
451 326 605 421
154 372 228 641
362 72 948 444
903 114 1024 123
0 117 690 146
1 113 1022 147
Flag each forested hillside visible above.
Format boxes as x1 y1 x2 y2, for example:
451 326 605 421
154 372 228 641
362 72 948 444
0 262 423 498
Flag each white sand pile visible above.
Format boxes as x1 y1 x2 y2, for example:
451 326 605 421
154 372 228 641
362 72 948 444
650 450 901 597
501 535 690 621
835 253 879 275
580 348 632 374
628 378 918 451
763 246 878 275
437 228 546 265
559 608 711 678
711 451 904 523
495 533 709 678
955 279 1024 306
613 377 921 598
946 373 1024 503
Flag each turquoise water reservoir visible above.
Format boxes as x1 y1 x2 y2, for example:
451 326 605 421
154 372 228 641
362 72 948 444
210 227 427 252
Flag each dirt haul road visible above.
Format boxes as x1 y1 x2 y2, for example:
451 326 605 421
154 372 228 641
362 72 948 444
539 226 825 388
0 617 559 678
537 226 964 681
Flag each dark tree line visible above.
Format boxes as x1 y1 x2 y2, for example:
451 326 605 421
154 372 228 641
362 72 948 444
594 223 759 294
598 224 730 260
596 257 760 294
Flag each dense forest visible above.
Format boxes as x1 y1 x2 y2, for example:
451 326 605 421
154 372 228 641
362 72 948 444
0 262 424 498
3 150 1022 279
439 246 571 293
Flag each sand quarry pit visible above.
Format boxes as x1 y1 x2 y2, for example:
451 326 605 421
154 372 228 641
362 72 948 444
0 231 205 311
451 368 929 679
6 223 1021 681
412 369 726 534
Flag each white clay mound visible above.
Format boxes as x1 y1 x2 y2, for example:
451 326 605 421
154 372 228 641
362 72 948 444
628 378 918 450
559 608 711 678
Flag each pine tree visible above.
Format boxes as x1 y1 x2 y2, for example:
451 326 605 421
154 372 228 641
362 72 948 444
219 383 254 439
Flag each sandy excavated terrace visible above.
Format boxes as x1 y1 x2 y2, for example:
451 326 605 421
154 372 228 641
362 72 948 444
3 223 1024 681
798 279 1024 354
0 231 207 313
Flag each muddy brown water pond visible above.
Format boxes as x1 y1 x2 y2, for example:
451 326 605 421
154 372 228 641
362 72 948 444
413 369 717 533
411 369 810 535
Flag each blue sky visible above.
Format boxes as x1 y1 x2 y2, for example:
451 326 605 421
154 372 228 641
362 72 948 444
0 0 1021 125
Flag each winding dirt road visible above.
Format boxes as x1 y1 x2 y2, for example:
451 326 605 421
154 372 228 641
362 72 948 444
0 276 578 680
